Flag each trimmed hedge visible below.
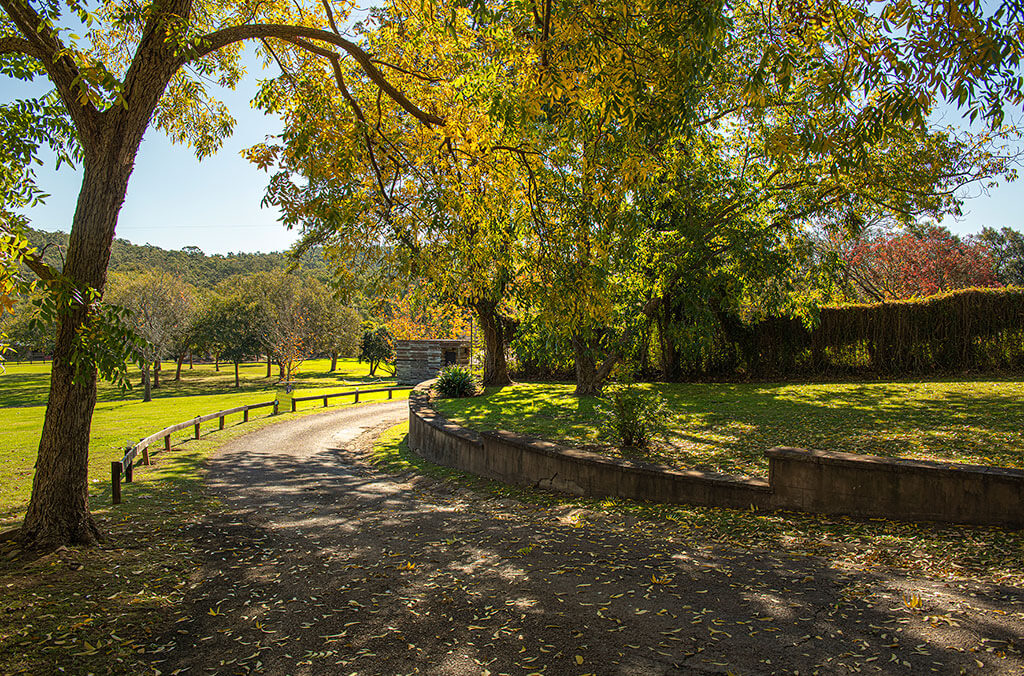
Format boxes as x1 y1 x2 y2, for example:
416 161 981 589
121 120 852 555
735 287 1024 376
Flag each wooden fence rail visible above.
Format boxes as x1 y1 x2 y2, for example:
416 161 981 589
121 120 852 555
289 385 413 412
111 385 412 504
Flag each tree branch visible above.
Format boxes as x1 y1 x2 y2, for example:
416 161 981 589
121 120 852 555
0 35 42 59
194 24 443 126
0 0 97 133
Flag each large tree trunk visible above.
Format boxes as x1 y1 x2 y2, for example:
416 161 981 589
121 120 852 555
266 353 272 378
175 354 184 380
473 300 513 386
329 352 338 372
215 356 220 372
20 144 141 548
571 333 619 396
152 359 161 389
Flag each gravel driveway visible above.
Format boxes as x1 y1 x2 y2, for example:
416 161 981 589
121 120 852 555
144 401 1024 674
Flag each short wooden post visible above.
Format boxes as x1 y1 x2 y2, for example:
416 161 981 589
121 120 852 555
323 396 328 407
291 399 297 413
111 461 122 505
388 388 393 400
354 388 360 403
125 458 134 483
243 408 249 423
142 444 150 466
273 401 279 415
219 415 225 430
194 418 201 439
164 435 171 452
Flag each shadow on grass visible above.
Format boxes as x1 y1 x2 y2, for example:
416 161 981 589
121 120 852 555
436 380 1024 477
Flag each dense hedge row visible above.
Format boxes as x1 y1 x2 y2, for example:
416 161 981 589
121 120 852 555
734 287 1024 376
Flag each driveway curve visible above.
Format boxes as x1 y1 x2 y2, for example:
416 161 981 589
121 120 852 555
145 401 1024 675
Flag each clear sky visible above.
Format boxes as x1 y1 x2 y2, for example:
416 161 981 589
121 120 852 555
12 55 1024 255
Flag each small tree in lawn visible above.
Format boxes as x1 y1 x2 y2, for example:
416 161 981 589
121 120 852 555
107 270 195 401
194 295 263 387
359 326 394 377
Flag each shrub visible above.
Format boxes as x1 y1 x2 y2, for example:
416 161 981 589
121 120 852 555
597 384 670 449
434 365 478 398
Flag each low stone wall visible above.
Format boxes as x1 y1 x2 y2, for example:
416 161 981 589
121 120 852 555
408 384 1024 528
767 447 1024 529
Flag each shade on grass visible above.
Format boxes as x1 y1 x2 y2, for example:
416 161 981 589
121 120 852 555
433 380 1024 477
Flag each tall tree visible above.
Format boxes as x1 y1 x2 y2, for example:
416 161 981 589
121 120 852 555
2 0 442 548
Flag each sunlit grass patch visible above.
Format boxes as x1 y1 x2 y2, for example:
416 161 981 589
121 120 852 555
433 379 1024 477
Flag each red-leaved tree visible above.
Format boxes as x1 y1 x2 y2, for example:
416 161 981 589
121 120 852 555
844 226 1000 301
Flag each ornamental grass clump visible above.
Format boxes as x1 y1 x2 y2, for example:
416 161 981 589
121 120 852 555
597 384 670 450
434 365 478 398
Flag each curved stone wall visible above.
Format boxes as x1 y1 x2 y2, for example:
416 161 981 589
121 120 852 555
408 383 1024 528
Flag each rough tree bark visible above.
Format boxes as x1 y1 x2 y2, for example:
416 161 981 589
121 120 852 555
329 352 338 372
152 359 161 389
175 354 185 380
472 300 514 386
234 361 240 387
570 333 619 396
20 144 142 547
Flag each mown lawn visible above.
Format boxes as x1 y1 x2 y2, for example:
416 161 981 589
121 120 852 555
432 379 1024 477
0 357 402 522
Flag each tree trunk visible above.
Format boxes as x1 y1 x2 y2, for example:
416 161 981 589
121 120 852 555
152 359 161 389
20 143 142 548
234 361 240 388
330 352 338 372
473 300 513 386
215 356 219 372
571 333 619 396
658 308 681 381
266 353 272 378
175 354 184 380
189 352 193 369
278 361 285 381
141 362 153 402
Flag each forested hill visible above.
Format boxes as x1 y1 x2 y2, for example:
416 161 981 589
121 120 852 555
25 227 331 288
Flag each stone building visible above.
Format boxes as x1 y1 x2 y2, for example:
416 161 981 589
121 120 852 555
394 339 471 385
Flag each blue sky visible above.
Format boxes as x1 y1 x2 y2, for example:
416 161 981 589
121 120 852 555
13 58 1024 255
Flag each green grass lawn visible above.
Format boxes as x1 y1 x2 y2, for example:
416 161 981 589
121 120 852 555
0 357 403 522
432 379 1024 477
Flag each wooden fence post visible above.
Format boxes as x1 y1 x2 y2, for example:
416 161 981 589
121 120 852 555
323 396 328 407
125 457 134 483
111 461 122 505
194 417 201 439
388 389 393 400
354 388 360 403
219 415 225 430
244 408 249 423
273 401 279 415
142 443 150 466
291 399 297 413
164 435 171 452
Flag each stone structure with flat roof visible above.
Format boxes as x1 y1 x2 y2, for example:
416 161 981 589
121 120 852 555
395 339 470 385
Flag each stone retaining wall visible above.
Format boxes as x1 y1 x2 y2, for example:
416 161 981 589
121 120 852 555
408 384 1024 528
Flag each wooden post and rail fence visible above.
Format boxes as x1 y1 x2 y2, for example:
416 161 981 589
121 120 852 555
111 385 413 505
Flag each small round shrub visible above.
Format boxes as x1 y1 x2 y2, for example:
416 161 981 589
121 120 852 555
434 365 478 398
597 384 669 449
